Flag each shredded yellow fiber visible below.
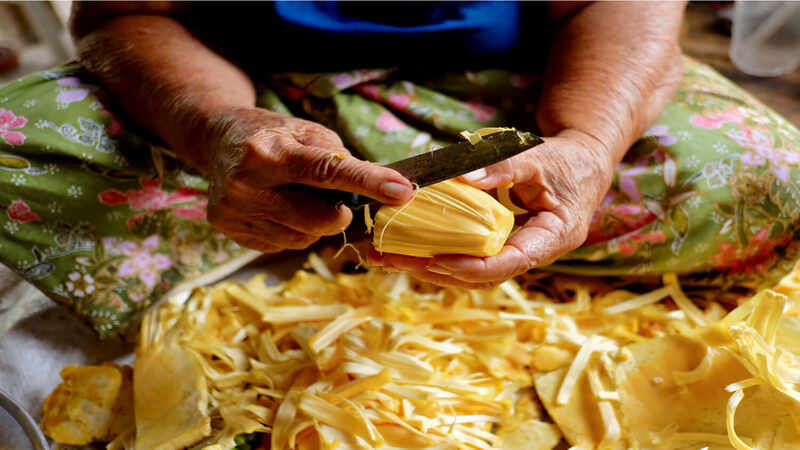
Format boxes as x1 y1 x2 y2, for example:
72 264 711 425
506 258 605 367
41 254 800 450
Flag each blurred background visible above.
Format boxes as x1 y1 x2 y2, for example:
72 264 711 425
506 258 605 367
0 1 799 123
0 1 74 84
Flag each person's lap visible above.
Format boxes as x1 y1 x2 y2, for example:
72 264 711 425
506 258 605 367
0 56 797 336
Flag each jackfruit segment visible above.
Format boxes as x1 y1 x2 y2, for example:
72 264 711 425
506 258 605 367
41 364 128 445
373 179 514 258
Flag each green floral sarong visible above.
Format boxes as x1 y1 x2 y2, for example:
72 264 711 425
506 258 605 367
0 57 798 337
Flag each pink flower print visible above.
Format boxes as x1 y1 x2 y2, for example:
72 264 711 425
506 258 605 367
57 77 82 87
282 85 307 100
776 148 800 164
126 178 171 210
7 200 40 223
173 199 208 221
619 177 641 202
356 84 381 100
774 165 790 183
689 109 743 129
56 89 90 104
727 126 771 152
0 108 27 146
115 235 172 290
99 180 207 228
740 151 765 167
330 73 356 89
100 181 204 209
659 135 677 146
166 186 203 204
729 126 796 182
713 227 790 275
510 73 536 89
619 240 638 256
98 189 128 206
108 293 124 308
614 204 648 217
107 118 123 136
387 94 411 110
466 101 496 123
99 109 125 137
376 111 406 132
644 124 676 146
629 231 666 244
617 230 666 256
586 197 657 246
645 125 668 136
618 167 647 203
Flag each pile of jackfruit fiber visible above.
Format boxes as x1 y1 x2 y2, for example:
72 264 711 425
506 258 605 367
42 253 800 450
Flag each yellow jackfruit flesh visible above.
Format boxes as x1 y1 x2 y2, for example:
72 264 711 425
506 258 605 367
41 254 800 450
40 365 126 445
133 317 211 450
373 179 514 258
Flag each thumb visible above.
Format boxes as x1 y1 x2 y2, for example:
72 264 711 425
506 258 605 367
459 158 516 190
287 146 414 205
458 139 555 190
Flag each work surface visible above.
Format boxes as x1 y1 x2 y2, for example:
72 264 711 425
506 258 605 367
2 2 800 444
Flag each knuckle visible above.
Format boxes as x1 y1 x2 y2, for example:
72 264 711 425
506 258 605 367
496 172 514 187
309 154 343 184
241 133 286 168
295 152 360 187
296 121 342 146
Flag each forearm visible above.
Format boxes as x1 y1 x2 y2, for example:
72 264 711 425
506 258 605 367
539 1 685 169
75 14 255 172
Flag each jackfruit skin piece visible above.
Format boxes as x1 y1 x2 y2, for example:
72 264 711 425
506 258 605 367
41 364 123 445
373 179 514 258
134 339 211 450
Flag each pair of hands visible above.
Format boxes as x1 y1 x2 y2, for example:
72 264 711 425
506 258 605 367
203 107 613 289
73 2 685 289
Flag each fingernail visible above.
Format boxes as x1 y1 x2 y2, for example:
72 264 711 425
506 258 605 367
380 182 411 200
462 168 487 182
426 265 452 275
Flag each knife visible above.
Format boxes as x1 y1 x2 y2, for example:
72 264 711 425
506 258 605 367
326 129 544 209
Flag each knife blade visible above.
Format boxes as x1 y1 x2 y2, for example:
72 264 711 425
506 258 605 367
327 129 543 208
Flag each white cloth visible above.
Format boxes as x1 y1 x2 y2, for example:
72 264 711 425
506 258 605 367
0 267 133 423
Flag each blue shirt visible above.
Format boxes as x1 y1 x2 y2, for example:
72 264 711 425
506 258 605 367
187 1 547 72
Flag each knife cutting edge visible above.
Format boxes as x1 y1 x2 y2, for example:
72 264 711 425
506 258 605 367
327 129 544 209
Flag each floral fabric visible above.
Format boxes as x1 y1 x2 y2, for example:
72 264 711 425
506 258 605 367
267 58 800 291
0 57 798 336
0 66 256 337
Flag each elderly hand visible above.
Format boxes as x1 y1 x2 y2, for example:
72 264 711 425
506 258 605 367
370 1 684 288
203 107 413 253
369 130 613 288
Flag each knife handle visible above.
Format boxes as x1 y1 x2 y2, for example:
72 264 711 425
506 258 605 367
320 189 375 209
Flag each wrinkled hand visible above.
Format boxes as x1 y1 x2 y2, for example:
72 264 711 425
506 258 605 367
204 107 413 253
369 130 614 289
